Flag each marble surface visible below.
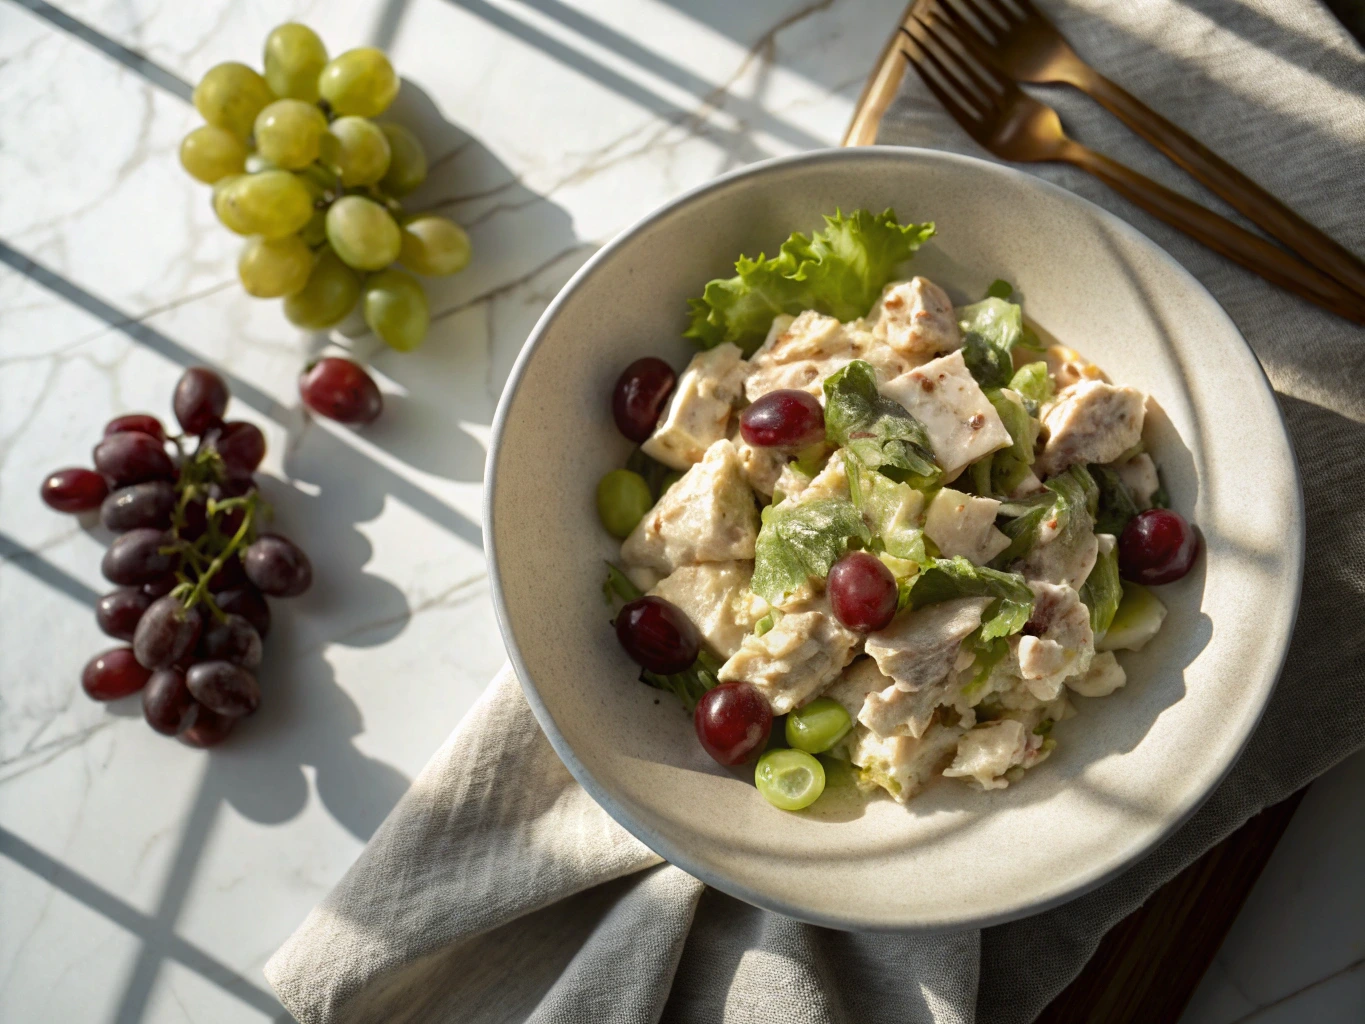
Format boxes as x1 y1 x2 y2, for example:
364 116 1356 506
0 1 1359 1021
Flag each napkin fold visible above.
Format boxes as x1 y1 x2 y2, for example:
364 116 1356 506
268 1 1365 1020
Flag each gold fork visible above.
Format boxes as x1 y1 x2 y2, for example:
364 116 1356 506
900 12 1365 325
931 0 1365 304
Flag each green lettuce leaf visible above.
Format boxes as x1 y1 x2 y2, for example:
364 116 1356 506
1079 540 1122 638
957 298 1030 388
985 279 1014 300
909 556 1035 641
603 561 644 603
1090 465 1140 536
640 648 722 711
824 360 940 487
993 465 1098 566
975 388 1039 498
1008 361 1054 413
683 209 935 354
751 497 871 605
846 457 929 563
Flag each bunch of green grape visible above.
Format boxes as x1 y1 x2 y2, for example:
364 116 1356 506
179 23 471 352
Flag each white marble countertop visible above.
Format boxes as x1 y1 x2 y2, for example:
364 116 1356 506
0 1 1359 1021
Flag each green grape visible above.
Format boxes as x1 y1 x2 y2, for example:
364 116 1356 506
263 23 328 102
784 698 852 754
378 122 427 196
325 195 401 270
214 170 314 238
300 208 328 247
238 235 314 297
253 99 328 170
322 116 390 186
398 216 471 277
193 62 275 139
754 749 825 811
244 153 279 174
363 268 429 351
596 470 652 538
179 125 248 184
283 249 361 329
318 48 399 117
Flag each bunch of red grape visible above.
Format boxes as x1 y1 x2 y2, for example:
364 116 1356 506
40 367 313 747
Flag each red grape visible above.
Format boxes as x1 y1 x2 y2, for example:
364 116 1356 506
207 553 249 592
174 367 229 435
739 389 825 449
82 647 152 701
142 669 199 735
104 414 165 443
299 357 382 425
198 613 262 668
102 528 176 585
96 587 154 642
203 421 266 473
827 551 898 632
41 468 109 512
93 431 175 486
1119 508 1199 585
694 682 773 765
186 661 260 717
614 596 700 674
612 358 676 442
133 595 202 669
243 534 312 597
101 481 176 532
142 576 178 598
215 587 271 639
179 706 236 747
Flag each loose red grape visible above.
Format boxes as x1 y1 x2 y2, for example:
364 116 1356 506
82 647 152 701
612 358 676 442
1119 508 1199 585
179 705 236 747
694 682 773 765
174 367 229 435
96 587 154 642
215 587 271 639
243 534 312 596
133 595 203 669
41 468 109 512
298 357 382 425
198 613 262 668
93 431 175 486
104 413 165 443
827 551 898 632
614 596 700 674
739 389 825 450
101 481 176 532
186 661 261 717
202 421 266 473
102 528 176 585
142 669 199 735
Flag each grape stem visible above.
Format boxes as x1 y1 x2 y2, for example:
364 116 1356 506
182 492 259 619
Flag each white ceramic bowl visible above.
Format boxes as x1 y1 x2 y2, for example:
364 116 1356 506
485 148 1302 931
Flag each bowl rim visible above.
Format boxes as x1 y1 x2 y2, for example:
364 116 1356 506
483 145 1305 931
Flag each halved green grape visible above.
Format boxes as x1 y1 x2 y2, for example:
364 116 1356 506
399 215 471 276
363 268 428 351
323 116 390 186
325 195 401 270
378 122 427 196
193 62 275 139
214 170 314 238
755 749 826 811
283 249 361 329
596 470 652 538
784 698 852 754
238 235 314 298
318 48 399 117
253 99 328 170
263 23 328 102
179 125 248 183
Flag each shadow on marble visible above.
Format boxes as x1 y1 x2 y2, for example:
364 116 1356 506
0 528 100 609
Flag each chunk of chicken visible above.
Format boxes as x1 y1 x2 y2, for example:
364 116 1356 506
1012 581 1095 701
1036 381 1146 477
865 597 991 692
732 432 788 497
1115 452 1160 509
822 657 890 720
621 439 760 574
1018 520 1099 591
851 721 965 803
923 487 1011 565
648 562 764 659
880 350 1012 479
869 277 960 361
745 312 909 402
718 593 859 714
943 719 1049 790
860 678 946 740
1067 650 1127 698
641 343 749 471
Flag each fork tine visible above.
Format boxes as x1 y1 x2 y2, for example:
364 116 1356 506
932 0 992 43
959 0 1018 29
927 6 1012 82
899 28 984 125
913 12 1004 109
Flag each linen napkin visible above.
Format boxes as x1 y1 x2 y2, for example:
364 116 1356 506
266 1 1365 1020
